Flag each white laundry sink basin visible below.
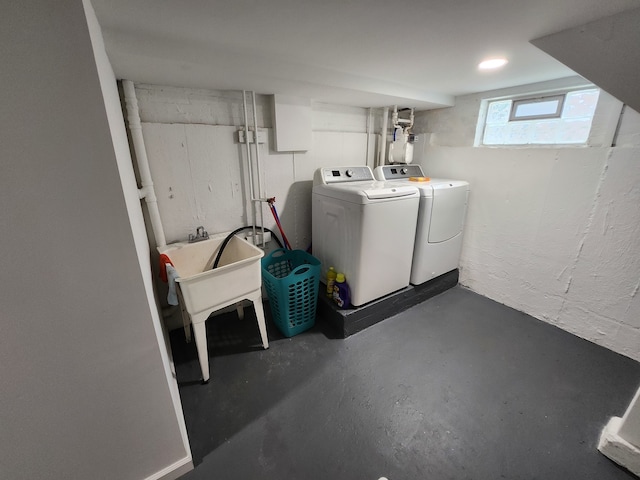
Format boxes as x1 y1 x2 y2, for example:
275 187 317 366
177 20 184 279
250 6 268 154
158 231 268 382
159 232 263 315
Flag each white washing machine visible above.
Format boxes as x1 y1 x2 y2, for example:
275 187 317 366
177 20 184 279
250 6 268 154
312 166 419 307
374 164 469 285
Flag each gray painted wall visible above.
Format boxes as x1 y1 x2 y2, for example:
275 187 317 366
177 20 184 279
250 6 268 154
0 2 187 478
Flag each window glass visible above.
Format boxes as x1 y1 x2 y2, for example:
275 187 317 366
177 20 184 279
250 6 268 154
512 98 562 119
481 88 599 146
486 100 511 124
563 90 599 119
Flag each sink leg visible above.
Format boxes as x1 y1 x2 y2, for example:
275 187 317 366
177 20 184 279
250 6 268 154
183 320 192 344
249 290 269 349
177 288 192 343
191 316 210 383
236 302 245 320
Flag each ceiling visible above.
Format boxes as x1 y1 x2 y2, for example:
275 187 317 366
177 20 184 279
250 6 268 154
90 0 640 110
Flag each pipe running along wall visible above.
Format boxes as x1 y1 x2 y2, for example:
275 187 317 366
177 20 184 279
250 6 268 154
123 84 268 250
122 80 167 248
378 107 389 168
242 90 267 248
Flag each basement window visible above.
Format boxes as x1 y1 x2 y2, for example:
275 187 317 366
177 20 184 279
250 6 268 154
480 88 600 146
510 95 564 121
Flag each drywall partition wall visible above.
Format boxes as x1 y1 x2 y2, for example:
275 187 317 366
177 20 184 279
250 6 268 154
135 84 376 247
0 2 188 479
83 2 192 478
531 7 640 114
414 82 640 361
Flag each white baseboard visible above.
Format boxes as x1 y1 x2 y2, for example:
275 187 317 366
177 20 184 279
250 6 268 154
598 416 640 476
144 455 194 480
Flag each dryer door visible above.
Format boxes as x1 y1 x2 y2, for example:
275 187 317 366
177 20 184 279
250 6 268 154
428 183 469 243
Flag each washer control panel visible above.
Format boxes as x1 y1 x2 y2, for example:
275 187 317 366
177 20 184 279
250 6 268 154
375 164 424 180
315 166 375 184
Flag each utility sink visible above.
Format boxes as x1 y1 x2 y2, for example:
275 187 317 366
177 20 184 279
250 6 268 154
158 232 268 382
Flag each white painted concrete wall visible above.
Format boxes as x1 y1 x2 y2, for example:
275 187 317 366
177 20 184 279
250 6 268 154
414 79 640 361
616 107 640 147
135 84 377 247
0 2 188 479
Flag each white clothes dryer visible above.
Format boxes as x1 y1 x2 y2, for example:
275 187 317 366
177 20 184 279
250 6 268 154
312 166 419 307
374 165 469 285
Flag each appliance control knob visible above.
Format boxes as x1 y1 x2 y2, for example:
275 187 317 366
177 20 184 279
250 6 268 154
345 169 354 177
400 167 408 175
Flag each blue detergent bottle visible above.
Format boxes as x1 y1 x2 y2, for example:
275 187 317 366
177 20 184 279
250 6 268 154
332 273 351 309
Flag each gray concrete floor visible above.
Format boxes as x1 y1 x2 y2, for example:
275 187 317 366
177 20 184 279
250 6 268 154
172 286 640 480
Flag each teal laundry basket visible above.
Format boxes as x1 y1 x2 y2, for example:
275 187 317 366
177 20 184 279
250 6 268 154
261 249 321 337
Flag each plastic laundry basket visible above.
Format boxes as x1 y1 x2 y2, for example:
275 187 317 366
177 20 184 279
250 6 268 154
261 249 321 337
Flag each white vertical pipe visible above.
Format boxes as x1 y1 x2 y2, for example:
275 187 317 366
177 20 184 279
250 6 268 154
379 107 389 168
391 105 398 128
242 91 257 241
251 92 266 248
122 80 167 247
365 108 371 168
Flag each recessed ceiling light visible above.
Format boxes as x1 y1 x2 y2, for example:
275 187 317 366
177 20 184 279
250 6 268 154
478 58 508 70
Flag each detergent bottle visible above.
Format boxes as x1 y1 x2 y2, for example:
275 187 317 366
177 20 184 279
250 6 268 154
332 273 351 309
326 266 337 297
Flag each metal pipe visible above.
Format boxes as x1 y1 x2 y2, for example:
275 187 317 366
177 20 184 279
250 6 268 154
391 106 415 128
122 80 166 247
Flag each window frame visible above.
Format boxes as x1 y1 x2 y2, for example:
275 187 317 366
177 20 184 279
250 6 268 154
509 94 565 122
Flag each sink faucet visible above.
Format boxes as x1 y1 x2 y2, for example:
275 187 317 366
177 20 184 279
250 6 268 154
188 226 209 243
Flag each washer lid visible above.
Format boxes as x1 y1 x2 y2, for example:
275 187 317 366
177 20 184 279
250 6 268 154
364 185 418 199
313 182 418 204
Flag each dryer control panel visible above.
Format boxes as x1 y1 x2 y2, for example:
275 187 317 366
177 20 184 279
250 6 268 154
314 166 375 185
